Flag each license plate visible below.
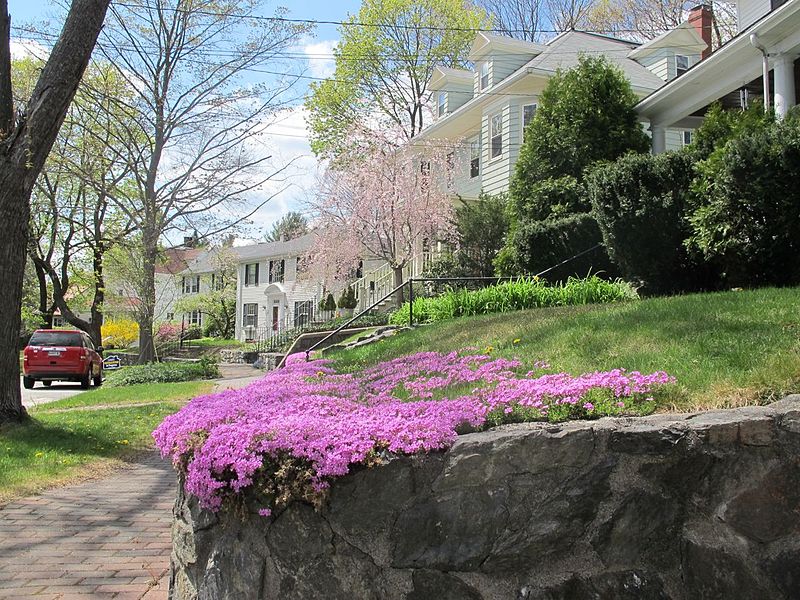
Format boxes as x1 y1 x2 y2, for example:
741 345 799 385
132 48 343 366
48 351 61 356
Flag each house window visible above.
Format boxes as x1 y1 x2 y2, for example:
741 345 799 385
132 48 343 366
182 275 200 294
244 263 259 286
294 300 313 328
242 303 258 329
437 91 447 117
420 160 431 176
470 138 480 178
188 310 201 326
682 130 693 147
52 315 64 328
676 55 689 76
490 112 503 159
522 103 537 139
269 259 285 283
210 273 225 291
480 62 490 90
166 312 174 321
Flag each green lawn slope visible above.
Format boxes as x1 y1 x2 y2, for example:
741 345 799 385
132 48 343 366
330 287 800 411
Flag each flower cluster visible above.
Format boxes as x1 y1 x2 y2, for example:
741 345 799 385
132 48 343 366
153 351 674 513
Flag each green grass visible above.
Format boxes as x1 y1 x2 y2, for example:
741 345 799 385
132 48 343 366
331 287 800 411
35 380 214 411
390 275 638 325
0 380 212 503
189 337 244 349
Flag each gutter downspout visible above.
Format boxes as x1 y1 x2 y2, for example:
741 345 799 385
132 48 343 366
750 33 770 111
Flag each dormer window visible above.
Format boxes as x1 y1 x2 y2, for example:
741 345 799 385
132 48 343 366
676 55 689 77
480 62 490 90
437 91 447 117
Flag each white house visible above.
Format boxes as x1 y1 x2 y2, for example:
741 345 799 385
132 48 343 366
637 0 799 150
163 234 324 342
232 234 323 342
416 10 713 201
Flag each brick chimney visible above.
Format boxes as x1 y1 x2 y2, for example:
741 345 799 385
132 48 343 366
688 4 713 60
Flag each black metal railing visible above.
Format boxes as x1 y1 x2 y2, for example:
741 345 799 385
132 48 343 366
301 244 604 362
245 306 330 354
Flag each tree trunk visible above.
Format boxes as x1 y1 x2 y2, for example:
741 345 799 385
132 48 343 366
137 226 158 364
32 258 53 328
0 0 111 423
392 266 405 308
89 244 104 351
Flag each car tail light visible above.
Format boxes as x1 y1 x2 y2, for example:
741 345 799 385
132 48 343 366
80 348 88 361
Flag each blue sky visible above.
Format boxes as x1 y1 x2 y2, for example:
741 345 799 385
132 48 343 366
8 0 363 242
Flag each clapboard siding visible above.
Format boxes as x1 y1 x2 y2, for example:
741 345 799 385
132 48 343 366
738 0 771 30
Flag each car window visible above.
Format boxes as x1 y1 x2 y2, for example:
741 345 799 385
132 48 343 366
84 335 95 351
28 332 84 347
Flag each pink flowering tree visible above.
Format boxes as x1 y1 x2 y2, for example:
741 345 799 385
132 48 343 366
308 125 460 306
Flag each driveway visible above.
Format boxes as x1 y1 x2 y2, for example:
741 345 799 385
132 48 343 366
21 377 86 409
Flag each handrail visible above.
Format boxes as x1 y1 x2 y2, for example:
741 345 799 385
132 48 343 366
301 243 604 363
304 279 410 361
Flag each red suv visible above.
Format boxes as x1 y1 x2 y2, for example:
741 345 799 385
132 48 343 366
23 330 103 390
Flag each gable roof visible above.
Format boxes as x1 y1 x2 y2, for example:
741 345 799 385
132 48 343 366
469 31 547 62
628 21 709 60
155 247 202 275
525 31 665 91
429 66 473 91
231 232 315 264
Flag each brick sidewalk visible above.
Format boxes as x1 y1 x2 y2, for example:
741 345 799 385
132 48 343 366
0 453 175 600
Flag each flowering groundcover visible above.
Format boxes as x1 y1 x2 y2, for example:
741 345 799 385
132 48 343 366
154 351 674 515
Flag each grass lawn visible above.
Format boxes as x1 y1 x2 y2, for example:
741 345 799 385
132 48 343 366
189 337 244 349
0 380 213 503
330 287 800 411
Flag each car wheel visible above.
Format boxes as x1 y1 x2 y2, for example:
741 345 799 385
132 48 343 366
80 373 91 390
22 376 34 389
42 381 52 387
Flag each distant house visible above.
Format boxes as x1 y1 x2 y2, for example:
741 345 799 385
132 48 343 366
232 233 323 342
416 9 713 200
637 0 799 150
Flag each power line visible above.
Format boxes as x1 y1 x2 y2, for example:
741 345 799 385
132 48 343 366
110 1 719 36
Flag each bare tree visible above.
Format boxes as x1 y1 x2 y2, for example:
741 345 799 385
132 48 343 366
477 0 545 42
0 0 111 423
546 0 595 31
26 63 137 347
96 0 309 362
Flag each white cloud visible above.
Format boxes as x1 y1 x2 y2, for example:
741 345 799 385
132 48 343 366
303 39 337 80
235 105 323 244
10 38 48 61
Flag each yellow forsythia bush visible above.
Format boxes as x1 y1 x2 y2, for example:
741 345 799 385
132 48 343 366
101 318 139 349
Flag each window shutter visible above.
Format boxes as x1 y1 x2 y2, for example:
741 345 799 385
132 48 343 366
255 263 260 285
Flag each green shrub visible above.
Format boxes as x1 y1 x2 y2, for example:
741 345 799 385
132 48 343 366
337 285 357 309
453 193 509 276
688 109 800 286
588 151 716 294
389 275 637 325
104 357 220 386
500 212 616 281
320 292 337 312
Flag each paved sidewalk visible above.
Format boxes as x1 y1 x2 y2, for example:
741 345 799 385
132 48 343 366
0 453 174 600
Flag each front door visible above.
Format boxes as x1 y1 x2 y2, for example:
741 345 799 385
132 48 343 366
272 305 279 331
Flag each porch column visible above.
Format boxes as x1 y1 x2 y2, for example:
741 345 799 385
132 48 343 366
774 54 797 119
650 123 666 154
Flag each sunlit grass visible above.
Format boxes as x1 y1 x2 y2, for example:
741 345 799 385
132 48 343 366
332 287 800 411
0 381 212 503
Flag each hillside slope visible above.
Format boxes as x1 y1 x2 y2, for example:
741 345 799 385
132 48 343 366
330 287 800 410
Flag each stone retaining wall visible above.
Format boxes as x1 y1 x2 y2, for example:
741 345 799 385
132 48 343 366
170 397 800 599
